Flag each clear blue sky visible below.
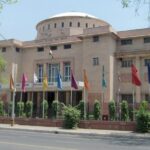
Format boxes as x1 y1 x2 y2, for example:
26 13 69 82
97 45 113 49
0 0 147 41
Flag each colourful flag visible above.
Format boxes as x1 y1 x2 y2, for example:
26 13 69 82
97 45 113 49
131 64 141 86
147 64 150 83
71 69 78 89
10 74 14 91
33 73 38 83
102 65 106 88
57 70 62 89
49 49 54 59
43 75 48 91
84 69 90 90
22 73 27 92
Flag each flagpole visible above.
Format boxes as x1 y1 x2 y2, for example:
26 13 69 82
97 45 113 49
57 90 59 119
84 86 86 120
71 87 72 106
31 83 34 118
132 86 135 121
42 90 45 118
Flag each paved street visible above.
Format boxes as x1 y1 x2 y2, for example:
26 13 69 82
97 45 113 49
0 129 149 150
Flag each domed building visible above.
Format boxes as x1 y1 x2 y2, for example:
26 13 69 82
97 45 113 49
0 12 150 118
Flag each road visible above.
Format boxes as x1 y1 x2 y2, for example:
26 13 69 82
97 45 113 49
0 129 149 150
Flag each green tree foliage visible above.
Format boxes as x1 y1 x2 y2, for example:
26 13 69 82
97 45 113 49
64 106 80 129
76 100 85 119
136 100 150 132
93 100 101 120
25 100 33 118
0 0 18 12
121 0 150 20
52 100 60 119
0 100 4 116
41 99 48 118
121 100 129 121
108 101 116 121
16 101 24 117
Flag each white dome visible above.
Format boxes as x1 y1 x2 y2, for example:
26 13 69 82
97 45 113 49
50 12 97 19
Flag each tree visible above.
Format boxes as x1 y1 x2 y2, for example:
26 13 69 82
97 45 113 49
0 55 6 84
120 0 150 21
0 0 18 12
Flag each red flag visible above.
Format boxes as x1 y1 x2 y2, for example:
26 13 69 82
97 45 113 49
131 64 141 86
22 73 27 92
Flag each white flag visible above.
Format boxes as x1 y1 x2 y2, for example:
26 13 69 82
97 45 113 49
49 49 54 59
33 73 38 83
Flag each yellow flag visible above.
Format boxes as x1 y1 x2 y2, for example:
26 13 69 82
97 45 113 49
10 74 14 91
84 69 90 90
43 76 48 91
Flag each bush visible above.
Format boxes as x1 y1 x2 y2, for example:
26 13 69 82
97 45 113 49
0 100 4 116
139 100 149 111
136 100 150 133
25 100 33 118
76 100 85 119
8 101 12 117
16 101 24 117
52 100 60 119
41 99 48 118
108 101 116 121
64 106 80 129
121 100 129 121
93 100 101 120
136 110 150 133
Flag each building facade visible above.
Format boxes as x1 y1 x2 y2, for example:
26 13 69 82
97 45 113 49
0 12 150 116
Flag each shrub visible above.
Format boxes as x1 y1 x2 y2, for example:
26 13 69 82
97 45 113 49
64 106 80 129
76 100 85 119
52 100 60 119
41 99 48 118
93 100 101 120
139 100 149 111
25 100 33 118
0 100 4 116
108 101 116 121
8 101 12 117
136 110 150 133
121 100 129 121
16 101 24 117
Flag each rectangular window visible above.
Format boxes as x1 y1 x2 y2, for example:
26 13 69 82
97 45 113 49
48 24 50 30
86 23 88 28
144 37 150 43
121 94 133 104
121 59 133 68
37 64 43 83
54 23 57 28
64 44 71 49
145 94 150 103
16 47 20 53
37 47 44 52
1 47 6 52
93 57 99 66
48 64 59 82
62 22 64 28
93 36 99 42
144 59 150 66
63 62 71 81
50 46 57 51
121 39 132 45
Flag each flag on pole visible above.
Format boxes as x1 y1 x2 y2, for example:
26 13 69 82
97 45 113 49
49 48 54 59
84 69 90 90
131 64 141 86
57 70 62 89
33 73 38 83
43 76 48 91
71 69 78 89
147 64 150 83
102 65 107 88
22 73 27 92
10 74 14 91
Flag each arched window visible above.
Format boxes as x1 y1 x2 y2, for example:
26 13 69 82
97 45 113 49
78 22 80 27
62 22 64 28
69 22 72 27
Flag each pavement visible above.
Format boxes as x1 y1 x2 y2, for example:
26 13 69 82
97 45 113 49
0 123 150 138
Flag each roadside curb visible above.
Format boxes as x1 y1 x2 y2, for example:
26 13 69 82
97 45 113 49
0 125 150 139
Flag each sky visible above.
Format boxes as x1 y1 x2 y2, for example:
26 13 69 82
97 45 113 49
0 0 148 41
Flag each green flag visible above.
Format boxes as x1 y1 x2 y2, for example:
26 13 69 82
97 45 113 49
102 65 106 88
